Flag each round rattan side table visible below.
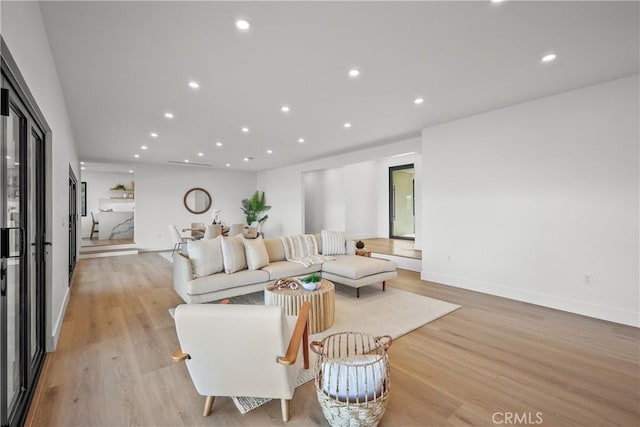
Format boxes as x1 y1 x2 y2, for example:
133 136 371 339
264 279 335 334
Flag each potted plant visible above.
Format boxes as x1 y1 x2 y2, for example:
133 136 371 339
240 190 271 229
299 273 322 291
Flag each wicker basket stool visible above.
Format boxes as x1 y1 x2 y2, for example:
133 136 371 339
311 332 392 427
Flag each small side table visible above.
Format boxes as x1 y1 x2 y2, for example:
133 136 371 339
356 249 372 257
265 279 335 334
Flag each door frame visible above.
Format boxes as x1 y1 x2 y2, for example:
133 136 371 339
1 37 51 427
388 163 415 240
68 167 78 278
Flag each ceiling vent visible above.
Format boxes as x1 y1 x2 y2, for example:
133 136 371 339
168 160 213 167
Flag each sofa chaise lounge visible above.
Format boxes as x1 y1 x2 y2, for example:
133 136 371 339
173 234 397 304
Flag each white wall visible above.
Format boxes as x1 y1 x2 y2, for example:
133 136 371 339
322 167 346 232
258 137 422 241
2 1 81 349
133 163 256 251
303 171 325 233
80 171 134 237
303 161 384 240
421 75 639 327
344 161 379 239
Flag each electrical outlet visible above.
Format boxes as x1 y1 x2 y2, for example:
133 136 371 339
583 274 593 285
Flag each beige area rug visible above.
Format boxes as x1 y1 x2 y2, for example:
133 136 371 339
171 284 461 414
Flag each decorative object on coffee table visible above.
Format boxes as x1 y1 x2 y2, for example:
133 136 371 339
311 332 392 427
355 240 365 250
299 273 321 291
269 278 300 291
265 278 335 334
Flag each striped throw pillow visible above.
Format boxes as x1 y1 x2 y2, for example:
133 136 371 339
321 230 346 255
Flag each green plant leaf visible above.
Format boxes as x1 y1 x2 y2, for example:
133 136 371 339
241 190 271 224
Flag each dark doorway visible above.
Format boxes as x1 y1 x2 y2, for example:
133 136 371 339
389 164 415 240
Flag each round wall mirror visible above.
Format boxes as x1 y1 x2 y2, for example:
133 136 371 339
183 187 212 214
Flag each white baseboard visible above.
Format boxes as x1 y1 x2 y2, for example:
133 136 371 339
422 271 639 327
47 286 71 352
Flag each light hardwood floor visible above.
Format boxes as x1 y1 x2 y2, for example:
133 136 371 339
27 253 639 426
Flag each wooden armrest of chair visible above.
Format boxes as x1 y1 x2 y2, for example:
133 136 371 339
172 346 190 362
277 301 310 369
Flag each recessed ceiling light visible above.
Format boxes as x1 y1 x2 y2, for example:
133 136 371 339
188 81 200 89
414 97 424 105
344 122 352 128
184 159 190 163
150 132 158 138
80 161 84 165
267 149 273 154
348 69 360 78
13 162 19 166
129 170 134 173
81 166 85 170
491 0 505 3
164 112 174 119
298 138 305 143
236 19 250 31
281 105 290 113
226 163 231 167
541 53 557 63
216 142 223 147
242 127 249 133
5 156 10 160
243 157 249 162
134 154 140 158
141 145 148 150
198 152 204 157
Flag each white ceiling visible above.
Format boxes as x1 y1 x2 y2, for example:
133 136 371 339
38 1 639 172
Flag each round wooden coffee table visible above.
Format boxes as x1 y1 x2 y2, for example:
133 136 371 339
264 279 335 334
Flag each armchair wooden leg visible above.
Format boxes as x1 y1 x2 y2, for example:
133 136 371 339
383 281 386 291
356 287 360 298
281 399 290 422
203 396 215 417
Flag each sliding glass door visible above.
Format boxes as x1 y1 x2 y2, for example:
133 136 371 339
389 164 415 240
1 69 46 427
69 169 78 277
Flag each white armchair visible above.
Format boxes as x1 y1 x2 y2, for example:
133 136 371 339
168 225 192 257
172 302 310 421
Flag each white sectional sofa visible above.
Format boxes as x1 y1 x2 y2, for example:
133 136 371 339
173 234 397 304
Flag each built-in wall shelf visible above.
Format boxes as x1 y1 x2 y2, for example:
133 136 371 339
109 188 134 200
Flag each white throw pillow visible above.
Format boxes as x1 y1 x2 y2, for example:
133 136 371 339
187 236 224 278
243 236 270 270
221 235 248 274
321 355 386 403
321 230 347 255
